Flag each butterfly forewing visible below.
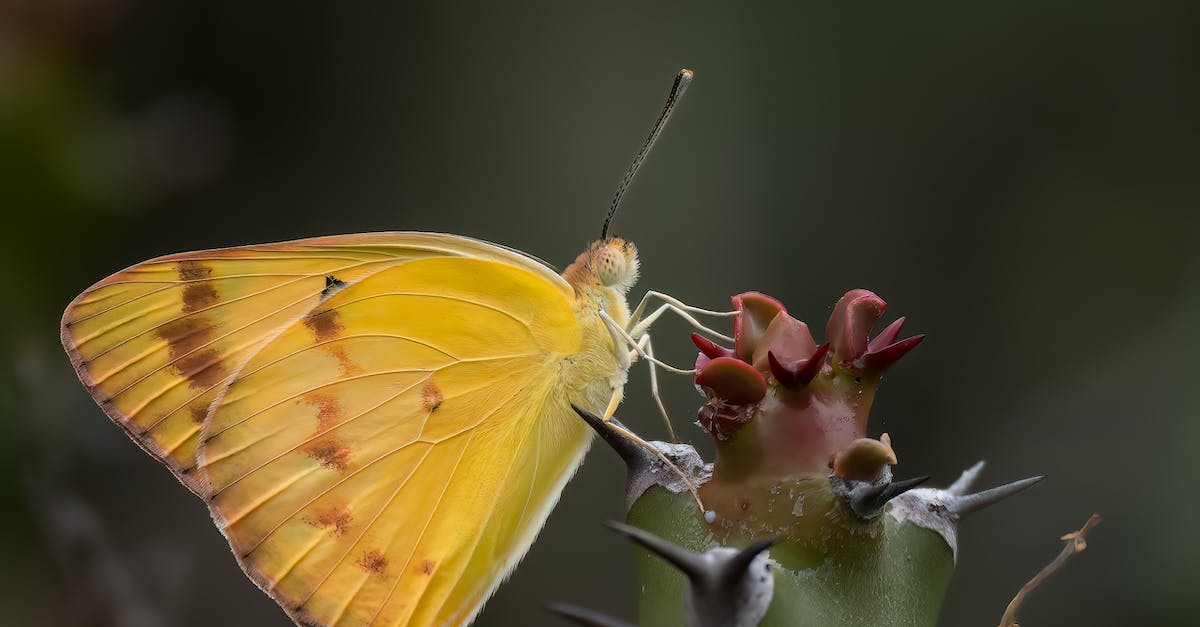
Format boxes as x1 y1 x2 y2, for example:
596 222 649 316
62 244 412 491
60 233 570 494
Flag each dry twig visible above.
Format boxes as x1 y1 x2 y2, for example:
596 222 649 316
998 513 1102 627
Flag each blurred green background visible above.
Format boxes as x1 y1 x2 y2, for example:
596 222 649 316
3 1 1197 625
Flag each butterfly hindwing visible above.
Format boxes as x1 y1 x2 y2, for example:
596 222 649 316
200 256 589 625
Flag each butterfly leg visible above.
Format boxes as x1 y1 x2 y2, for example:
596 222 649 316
599 310 694 375
628 333 679 442
628 302 734 344
601 386 623 421
628 290 736 341
629 290 736 326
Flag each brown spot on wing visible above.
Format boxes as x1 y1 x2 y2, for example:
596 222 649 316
305 503 353 537
327 345 361 376
418 559 437 575
305 438 351 471
181 282 219 313
304 309 343 340
303 308 360 375
357 550 388 574
159 317 214 355
176 350 227 388
176 259 219 314
158 318 227 389
421 380 443 413
304 393 343 431
176 260 212 281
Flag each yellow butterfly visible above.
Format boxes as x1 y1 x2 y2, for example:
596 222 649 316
60 69 724 626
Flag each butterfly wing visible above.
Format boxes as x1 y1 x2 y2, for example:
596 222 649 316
200 254 592 626
60 233 570 495
62 233 601 626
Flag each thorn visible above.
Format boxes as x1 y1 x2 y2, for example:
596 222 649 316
849 475 929 518
605 522 777 627
867 316 906 353
860 334 925 372
767 351 794 386
714 537 778 590
691 333 733 359
545 602 634 627
947 460 986 496
767 344 829 388
949 475 1044 517
571 406 655 474
605 521 776 588
794 343 831 384
605 521 705 579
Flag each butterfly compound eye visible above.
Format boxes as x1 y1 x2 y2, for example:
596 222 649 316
594 244 628 287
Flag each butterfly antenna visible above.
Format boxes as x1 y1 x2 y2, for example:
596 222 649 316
600 68 694 241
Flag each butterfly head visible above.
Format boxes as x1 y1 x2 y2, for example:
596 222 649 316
562 237 640 297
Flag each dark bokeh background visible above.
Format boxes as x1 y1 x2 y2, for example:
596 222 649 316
3 2 1197 625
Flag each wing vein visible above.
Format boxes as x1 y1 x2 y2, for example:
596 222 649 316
100 287 321 393
217 367 513 494
324 291 535 331
203 351 533 450
77 257 385 351
430 394 547 622
367 432 476 627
